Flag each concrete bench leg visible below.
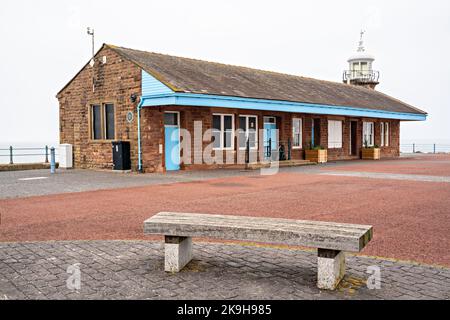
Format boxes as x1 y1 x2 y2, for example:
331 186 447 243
164 236 193 272
317 249 345 290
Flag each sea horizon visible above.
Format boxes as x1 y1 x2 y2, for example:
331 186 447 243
1 138 450 165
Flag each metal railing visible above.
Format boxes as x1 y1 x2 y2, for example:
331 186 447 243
400 144 450 154
258 138 292 162
0 146 57 164
343 70 380 83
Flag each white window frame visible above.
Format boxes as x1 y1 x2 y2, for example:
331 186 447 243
263 116 277 150
164 111 180 127
380 122 390 147
164 112 181 155
328 120 343 149
212 113 235 151
263 116 276 124
292 118 303 149
384 122 389 147
238 115 258 150
380 122 389 147
363 121 375 147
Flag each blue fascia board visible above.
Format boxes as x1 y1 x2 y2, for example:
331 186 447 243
140 92 427 121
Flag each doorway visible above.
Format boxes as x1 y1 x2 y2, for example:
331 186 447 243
350 121 357 156
164 112 180 171
263 116 277 160
312 118 321 147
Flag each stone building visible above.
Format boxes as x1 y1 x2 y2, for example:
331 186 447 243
57 40 426 172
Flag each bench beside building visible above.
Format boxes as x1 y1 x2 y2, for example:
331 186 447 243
56 44 427 173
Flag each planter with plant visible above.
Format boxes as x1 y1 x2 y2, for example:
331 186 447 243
305 142 327 163
361 140 381 160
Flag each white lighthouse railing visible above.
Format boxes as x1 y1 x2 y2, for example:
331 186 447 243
343 70 380 83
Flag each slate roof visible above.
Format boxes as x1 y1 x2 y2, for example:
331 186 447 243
63 44 427 115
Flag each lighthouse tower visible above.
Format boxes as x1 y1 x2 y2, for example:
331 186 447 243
343 31 380 89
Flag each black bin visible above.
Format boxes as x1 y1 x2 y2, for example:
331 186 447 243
112 141 131 171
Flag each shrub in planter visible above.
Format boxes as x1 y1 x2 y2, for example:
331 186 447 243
362 141 381 160
305 143 327 163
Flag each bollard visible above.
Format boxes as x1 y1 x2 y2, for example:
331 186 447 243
413 143 415 153
45 145 49 163
9 146 13 164
434 144 436 154
50 147 56 174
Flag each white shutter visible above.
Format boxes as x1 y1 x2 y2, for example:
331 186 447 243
328 120 342 149
363 122 374 147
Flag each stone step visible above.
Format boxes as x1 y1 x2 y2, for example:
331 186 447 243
245 159 314 170
0 162 60 172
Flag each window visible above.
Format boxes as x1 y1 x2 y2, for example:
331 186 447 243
384 122 389 147
212 114 234 150
91 105 102 140
104 103 115 140
212 115 221 149
292 118 302 148
238 115 257 149
360 62 368 71
264 116 275 124
90 103 115 140
328 120 343 149
381 122 389 147
164 112 179 126
363 122 374 147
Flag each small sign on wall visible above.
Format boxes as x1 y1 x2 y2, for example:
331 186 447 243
126 111 134 123
159 144 163 154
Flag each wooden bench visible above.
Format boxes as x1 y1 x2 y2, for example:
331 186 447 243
144 212 373 290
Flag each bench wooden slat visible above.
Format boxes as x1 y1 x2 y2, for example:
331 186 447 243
144 212 373 252
149 212 370 231
149 215 367 238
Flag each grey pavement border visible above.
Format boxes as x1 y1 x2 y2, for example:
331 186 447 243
320 171 450 183
1 240 449 300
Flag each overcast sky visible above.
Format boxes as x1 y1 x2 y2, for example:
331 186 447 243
1 0 449 146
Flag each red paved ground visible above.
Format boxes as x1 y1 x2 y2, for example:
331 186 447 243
322 154 450 176
1 171 449 267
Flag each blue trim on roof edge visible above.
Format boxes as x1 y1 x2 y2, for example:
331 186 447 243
140 92 427 121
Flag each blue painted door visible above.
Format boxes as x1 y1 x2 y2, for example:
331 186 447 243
263 122 277 159
165 126 180 171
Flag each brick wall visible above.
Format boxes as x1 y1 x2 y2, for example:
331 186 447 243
57 47 142 170
375 119 400 158
139 106 401 172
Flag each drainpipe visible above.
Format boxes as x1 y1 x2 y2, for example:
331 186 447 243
137 98 144 173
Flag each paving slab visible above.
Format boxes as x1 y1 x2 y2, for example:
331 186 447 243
0 241 448 300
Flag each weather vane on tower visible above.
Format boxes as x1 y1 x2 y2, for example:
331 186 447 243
358 30 366 52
